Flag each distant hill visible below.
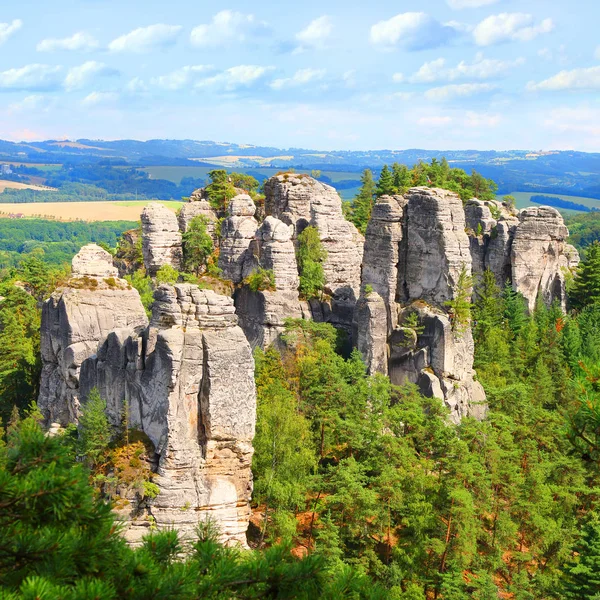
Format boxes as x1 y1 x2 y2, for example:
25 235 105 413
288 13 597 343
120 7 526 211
0 138 599 199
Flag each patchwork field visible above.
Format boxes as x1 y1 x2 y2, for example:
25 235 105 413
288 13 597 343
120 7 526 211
0 200 181 222
0 180 57 192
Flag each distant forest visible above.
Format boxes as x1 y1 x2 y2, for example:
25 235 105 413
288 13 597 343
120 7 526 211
530 194 597 213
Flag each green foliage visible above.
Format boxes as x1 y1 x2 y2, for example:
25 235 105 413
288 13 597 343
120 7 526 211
229 172 259 195
205 169 236 210
0 415 384 599
182 215 213 275
364 284 374 295
444 264 473 332
502 194 516 209
560 517 600 599
244 268 276 292
571 241 600 310
296 226 326 300
347 169 376 234
155 264 179 285
374 159 497 202
77 388 112 470
124 269 153 317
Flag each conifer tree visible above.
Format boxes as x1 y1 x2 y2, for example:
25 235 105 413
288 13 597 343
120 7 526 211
376 165 395 197
560 517 600 599
182 215 213 275
77 388 112 470
348 169 376 234
391 163 411 194
570 241 600 310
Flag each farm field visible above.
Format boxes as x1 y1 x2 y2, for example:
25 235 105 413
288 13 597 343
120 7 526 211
0 180 57 192
0 200 181 222
509 191 600 213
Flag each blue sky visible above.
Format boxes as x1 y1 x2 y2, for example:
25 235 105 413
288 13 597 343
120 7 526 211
0 0 599 151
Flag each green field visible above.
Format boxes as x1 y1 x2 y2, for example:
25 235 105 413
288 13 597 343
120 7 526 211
509 191 600 213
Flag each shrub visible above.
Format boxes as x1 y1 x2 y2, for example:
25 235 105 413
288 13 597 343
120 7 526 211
182 215 213 275
244 268 276 292
364 284 374 295
155 264 179 285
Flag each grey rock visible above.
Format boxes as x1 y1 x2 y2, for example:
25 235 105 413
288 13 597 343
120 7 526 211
353 291 388 375
218 195 259 284
178 196 218 243
72 244 119 278
141 203 183 277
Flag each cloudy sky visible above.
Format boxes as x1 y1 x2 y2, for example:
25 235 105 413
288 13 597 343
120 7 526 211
0 0 598 150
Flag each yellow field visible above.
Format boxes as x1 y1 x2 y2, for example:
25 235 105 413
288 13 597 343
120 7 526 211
0 200 180 222
0 180 57 192
192 155 294 166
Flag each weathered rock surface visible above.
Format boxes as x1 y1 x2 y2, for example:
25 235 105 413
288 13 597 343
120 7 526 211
78 284 256 546
356 188 485 421
38 245 148 426
218 195 258 284
360 195 406 331
141 203 183 277
235 216 304 349
511 206 572 312
398 188 472 305
178 194 218 242
263 174 364 332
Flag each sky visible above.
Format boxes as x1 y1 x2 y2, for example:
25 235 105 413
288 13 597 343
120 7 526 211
0 0 599 151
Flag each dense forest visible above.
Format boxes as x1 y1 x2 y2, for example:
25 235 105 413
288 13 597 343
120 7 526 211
2 165 600 598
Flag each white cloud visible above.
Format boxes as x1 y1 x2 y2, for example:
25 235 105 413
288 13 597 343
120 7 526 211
425 82 497 101
527 66 600 91
0 19 22 45
0 64 62 91
392 72 405 83
197 65 274 92
370 12 458 51
409 53 524 83
126 77 148 93
447 0 499 8
64 61 118 91
270 68 326 90
82 91 119 107
542 105 600 144
473 13 554 46
108 24 182 53
8 94 55 113
37 31 98 52
151 65 214 91
190 10 268 47
464 110 501 127
295 16 333 51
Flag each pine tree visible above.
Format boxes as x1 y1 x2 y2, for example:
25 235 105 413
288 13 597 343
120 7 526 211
561 518 600 599
182 215 213 275
77 388 112 469
297 226 327 300
391 163 411 194
473 269 504 341
445 264 473 333
376 165 395 197
503 282 528 337
348 169 376 234
570 241 600 310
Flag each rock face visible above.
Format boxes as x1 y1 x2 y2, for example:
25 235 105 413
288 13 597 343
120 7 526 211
38 245 149 427
355 188 485 422
141 203 183 277
178 193 218 243
40 245 257 547
235 216 304 349
464 201 576 311
80 285 256 546
263 174 364 332
218 195 259 284
511 206 571 312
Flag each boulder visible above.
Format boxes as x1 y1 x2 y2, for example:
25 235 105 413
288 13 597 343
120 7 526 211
178 194 218 244
353 291 388 376
71 244 119 278
141 203 183 277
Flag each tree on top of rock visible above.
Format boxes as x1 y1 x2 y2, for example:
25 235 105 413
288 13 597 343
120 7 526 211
347 169 376 234
376 165 395 197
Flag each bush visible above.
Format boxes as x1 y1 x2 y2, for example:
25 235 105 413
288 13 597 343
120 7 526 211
182 215 213 275
244 268 276 292
155 264 179 285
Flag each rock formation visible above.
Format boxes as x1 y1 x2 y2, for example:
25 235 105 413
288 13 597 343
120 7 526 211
263 174 364 332
356 188 486 422
178 189 219 243
38 245 149 426
141 202 183 276
464 201 577 311
39 245 256 547
218 195 259 284
235 216 305 349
